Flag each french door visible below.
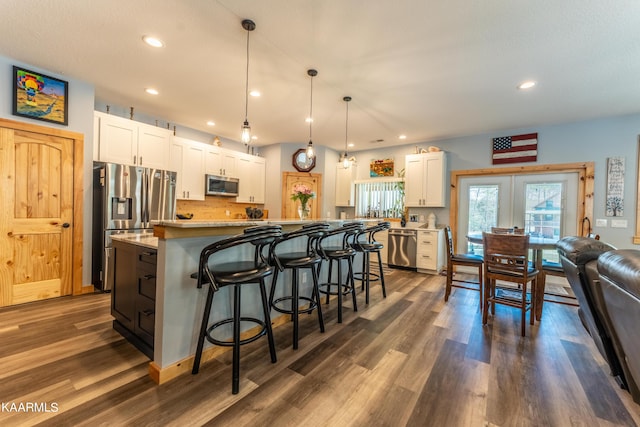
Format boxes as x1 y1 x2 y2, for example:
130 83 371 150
458 172 578 261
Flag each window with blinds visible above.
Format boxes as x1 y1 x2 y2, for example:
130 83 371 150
355 178 404 218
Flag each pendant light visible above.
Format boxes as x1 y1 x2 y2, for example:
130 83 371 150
342 96 352 169
306 69 317 159
240 19 256 146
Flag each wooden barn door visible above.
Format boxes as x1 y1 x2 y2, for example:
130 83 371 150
0 124 78 306
282 172 322 219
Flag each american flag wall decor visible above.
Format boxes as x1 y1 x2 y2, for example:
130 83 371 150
491 133 538 165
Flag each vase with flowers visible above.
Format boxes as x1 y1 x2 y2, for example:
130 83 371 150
291 183 315 220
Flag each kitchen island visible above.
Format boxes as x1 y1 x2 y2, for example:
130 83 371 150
114 219 367 384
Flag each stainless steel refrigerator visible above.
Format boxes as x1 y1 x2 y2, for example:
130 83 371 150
91 161 176 291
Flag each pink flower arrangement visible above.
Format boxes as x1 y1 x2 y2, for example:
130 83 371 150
291 184 315 208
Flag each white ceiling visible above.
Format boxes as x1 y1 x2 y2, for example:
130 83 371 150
2 0 640 153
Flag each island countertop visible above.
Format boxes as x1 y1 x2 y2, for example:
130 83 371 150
152 218 370 239
111 232 159 249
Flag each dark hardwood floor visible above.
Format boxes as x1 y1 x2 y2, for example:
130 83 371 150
1 270 638 426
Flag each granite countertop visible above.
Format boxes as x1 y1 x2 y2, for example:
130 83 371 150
151 218 380 229
151 218 382 239
111 233 159 249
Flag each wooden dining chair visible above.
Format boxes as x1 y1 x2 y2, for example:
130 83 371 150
444 226 483 308
482 232 540 336
491 227 525 235
491 227 513 234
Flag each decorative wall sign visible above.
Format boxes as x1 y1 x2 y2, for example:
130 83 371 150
370 158 394 177
491 133 537 164
606 156 624 216
12 66 68 125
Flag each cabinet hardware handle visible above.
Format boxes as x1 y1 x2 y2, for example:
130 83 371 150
142 310 154 316
143 274 155 280
133 155 137 165
140 251 156 256
140 156 143 165
62 223 70 228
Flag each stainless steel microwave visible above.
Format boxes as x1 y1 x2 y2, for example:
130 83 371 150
205 174 239 196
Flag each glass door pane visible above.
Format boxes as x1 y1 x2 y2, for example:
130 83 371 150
458 176 511 254
513 173 578 262
467 185 498 255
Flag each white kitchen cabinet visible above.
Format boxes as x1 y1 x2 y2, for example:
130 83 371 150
335 163 358 207
95 112 171 170
138 124 172 169
205 145 238 178
235 153 265 203
170 137 205 200
416 228 445 274
405 152 447 207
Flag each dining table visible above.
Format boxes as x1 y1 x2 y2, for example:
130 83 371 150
466 233 559 321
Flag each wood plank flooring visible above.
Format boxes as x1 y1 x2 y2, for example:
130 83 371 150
1 270 639 426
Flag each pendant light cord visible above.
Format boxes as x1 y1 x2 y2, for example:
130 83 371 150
244 29 250 121
309 75 313 141
345 98 349 154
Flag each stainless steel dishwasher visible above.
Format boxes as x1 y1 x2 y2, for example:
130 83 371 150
388 228 417 269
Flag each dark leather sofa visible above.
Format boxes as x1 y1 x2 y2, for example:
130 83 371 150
597 249 640 404
556 237 625 386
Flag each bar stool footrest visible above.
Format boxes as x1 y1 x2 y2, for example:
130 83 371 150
319 282 354 296
272 296 318 315
205 317 267 347
353 272 381 282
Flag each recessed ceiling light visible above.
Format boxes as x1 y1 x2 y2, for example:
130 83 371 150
249 90 261 97
305 117 313 123
399 134 407 140
347 143 354 148
251 135 258 140
518 80 536 90
145 88 159 95
142 36 164 48
206 121 215 126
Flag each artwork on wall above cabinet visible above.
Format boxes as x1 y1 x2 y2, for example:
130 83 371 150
370 158 394 177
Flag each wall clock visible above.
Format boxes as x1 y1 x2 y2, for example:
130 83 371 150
292 148 316 172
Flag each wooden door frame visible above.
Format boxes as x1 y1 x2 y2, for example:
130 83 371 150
281 172 323 219
0 118 85 296
449 162 594 251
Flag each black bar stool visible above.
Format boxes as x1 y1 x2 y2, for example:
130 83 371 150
191 225 282 394
269 222 329 349
317 222 363 323
351 221 391 304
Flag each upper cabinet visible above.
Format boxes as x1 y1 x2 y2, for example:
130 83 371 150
405 152 447 207
94 112 171 170
170 137 205 201
205 145 238 178
235 153 265 204
335 163 358 207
